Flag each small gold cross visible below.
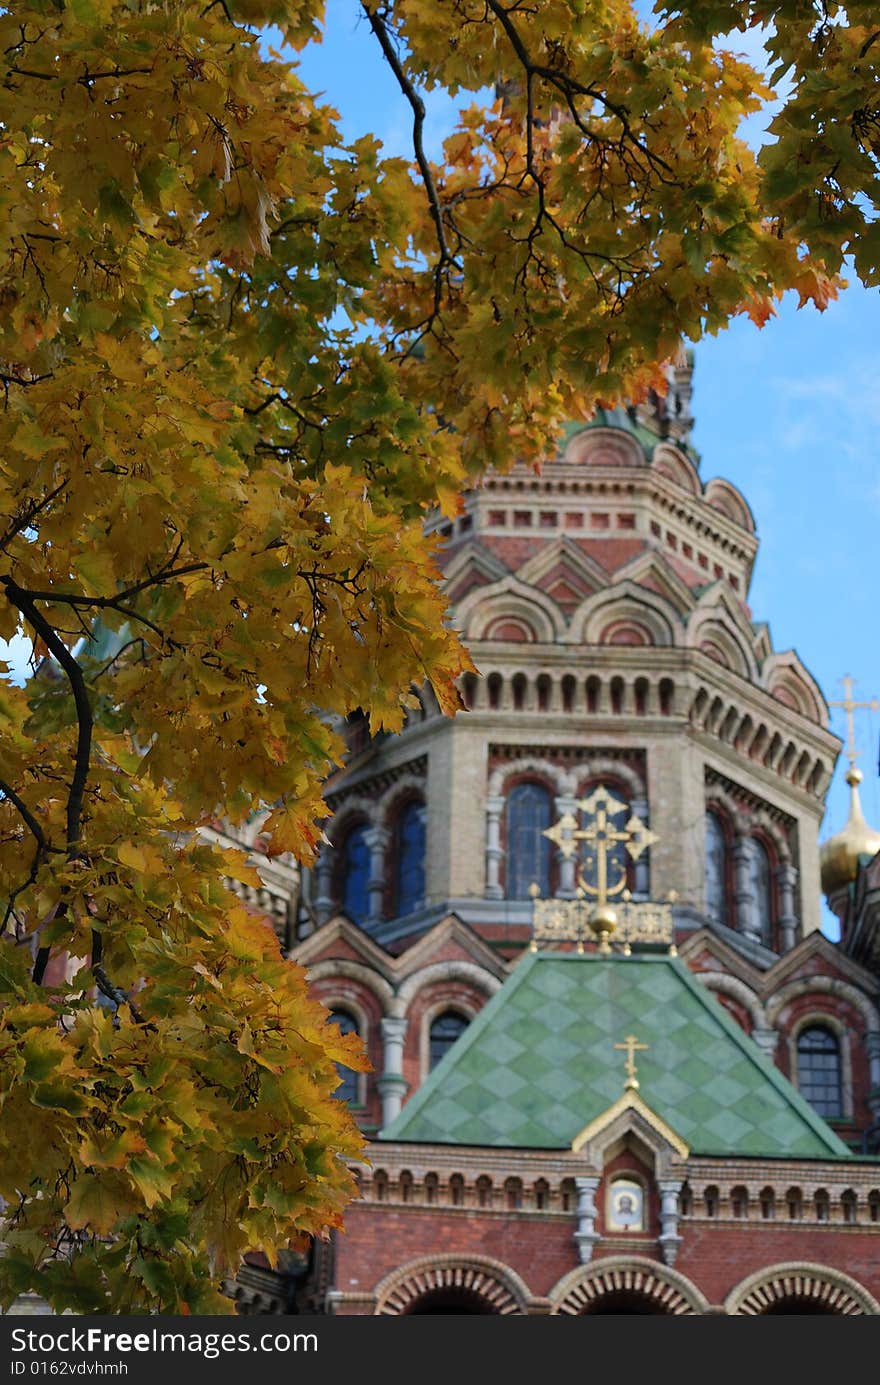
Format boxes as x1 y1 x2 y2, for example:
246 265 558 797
614 1034 649 1090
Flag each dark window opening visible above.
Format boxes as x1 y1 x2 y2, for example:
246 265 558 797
394 801 425 917
797 1026 842 1119
329 1008 360 1105
429 1011 469 1070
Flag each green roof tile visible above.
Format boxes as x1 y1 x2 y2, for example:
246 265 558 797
382 953 851 1159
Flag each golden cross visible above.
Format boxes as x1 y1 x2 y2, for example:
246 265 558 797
543 785 658 906
828 675 879 773
614 1034 649 1090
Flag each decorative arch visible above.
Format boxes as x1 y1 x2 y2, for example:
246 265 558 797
600 618 654 646
488 756 575 797
703 477 756 533
393 959 502 1017
456 577 564 645
651 442 701 496
569 582 679 648
697 971 768 1034
687 592 760 681
574 755 645 802
725 1262 879 1316
483 616 538 643
690 620 755 679
766 975 879 1037
374 1255 530 1316
762 652 828 725
563 426 645 469
305 959 394 1015
550 1257 708 1316
375 774 428 827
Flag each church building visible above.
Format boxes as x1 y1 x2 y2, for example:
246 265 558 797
229 360 880 1316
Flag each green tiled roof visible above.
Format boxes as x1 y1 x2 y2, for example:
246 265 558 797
382 954 851 1159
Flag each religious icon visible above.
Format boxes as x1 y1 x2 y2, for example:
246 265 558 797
607 1178 645 1232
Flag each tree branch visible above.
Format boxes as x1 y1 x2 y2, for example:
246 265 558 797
3 584 92 861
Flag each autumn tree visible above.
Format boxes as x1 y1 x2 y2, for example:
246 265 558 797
0 0 847 1314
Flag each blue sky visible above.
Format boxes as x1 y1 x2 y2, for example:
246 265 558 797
290 2 880 934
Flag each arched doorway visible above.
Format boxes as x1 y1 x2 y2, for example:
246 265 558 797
579 1289 671 1315
404 1287 498 1315
375 1256 528 1316
726 1263 879 1316
550 1257 707 1316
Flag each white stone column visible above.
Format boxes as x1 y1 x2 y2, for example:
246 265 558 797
733 828 758 941
776 862 799 952
658 1179 683 1266
363 825 389 927
555 795 579 898
574 1176 601 1263
313 849 335 924
377 1017 408 1129
485 794 505 899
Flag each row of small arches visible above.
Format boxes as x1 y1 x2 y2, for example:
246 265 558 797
682 1183 880 1224
463 669 676 718
690 686 830 796
368 1171 578 1211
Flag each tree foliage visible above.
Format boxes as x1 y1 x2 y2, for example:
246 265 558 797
664 0 880 286
0 0 857 1314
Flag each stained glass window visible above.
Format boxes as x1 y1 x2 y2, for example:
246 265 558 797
505 782 552 898
429 1011 469 1070
395 801 426 917
329 1008 360 1105
341 824 370 926
797 1026 842 1118
705 812 728 926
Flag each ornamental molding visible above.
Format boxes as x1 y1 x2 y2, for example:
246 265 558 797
724 1262 880 1316
325 755 427 817
393 959 502 1018
567 580 681 648
455 575 565 643
488 746 646 799
549 1256 709 1316
695 970 768 1033
765 974 880 1035
374 1254 530 1316
306 959 396 1013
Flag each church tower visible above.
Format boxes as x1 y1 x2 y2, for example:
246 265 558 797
228 363 880 1317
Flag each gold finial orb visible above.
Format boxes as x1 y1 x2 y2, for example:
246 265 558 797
820 766 880 896
590 902 617 954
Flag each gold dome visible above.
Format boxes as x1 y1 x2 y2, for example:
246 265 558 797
819 768 880 896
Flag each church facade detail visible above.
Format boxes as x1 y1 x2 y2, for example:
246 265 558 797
227 367 880 1317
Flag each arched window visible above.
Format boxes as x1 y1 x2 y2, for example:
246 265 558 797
394 801 426 917
797 1025 843 1118
429 1010 469 1070
505 781 552 898
329 1008 360 1106
745 835 773 946
704 811 728 926
340 823 370 926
